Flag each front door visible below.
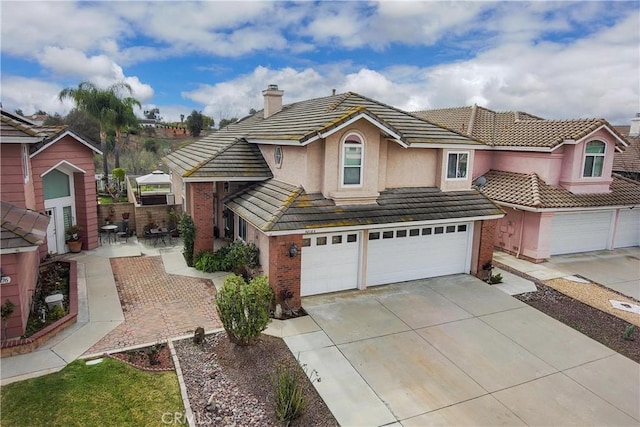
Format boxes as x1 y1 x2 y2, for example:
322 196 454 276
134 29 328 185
224 208 234 239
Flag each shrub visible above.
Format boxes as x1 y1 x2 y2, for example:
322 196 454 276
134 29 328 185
273 363 307 423
489 273 503 284
272 359 321 423
215 275 273 346
622 324 636 341
178 214 196 267
193 241 259 274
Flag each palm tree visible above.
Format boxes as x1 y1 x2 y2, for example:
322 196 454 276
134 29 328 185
113 96 141 168
59 81 139 184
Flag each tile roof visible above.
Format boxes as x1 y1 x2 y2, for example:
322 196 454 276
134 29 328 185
0 108 101 153
613 125 640 174
224 179 504 233
478 170 640 209
1 201 49 251
413 105 627 149
164 92 482 178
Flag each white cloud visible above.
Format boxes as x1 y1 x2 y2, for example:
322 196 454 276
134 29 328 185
0 76 71 116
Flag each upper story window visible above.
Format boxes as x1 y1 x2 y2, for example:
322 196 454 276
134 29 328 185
274 146 283 168
446 152 468 179
583 140 605 178
22 144 30 183
342 133 364 186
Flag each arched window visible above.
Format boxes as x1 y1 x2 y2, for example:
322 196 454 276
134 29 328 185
342 133 363 186
583 140 605 177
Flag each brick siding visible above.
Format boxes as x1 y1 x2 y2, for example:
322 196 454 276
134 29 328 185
268 234 303 309
191 182 215 254
475 219 497 281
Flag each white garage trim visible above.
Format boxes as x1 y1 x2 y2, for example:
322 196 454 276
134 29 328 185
550 211 614 255
301 231 361 296
614 209 640 248
366 222 472 286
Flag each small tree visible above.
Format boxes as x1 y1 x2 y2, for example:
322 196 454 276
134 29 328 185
178 213 196 266
215 275 273 346
186 110 204 137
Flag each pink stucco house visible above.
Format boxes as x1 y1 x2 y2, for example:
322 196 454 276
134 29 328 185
1 108 101 338
415 105 640 262
165 86 504 308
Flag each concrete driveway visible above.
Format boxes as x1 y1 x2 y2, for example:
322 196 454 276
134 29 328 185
278 275 639 426
544 247 640 300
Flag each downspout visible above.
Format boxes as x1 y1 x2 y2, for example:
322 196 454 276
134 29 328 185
516 209 525 258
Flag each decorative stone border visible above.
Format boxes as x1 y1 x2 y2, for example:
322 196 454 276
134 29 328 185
1 260 78 357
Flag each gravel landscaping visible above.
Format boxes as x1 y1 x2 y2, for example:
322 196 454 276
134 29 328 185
495 263 640 363
174 331 338 426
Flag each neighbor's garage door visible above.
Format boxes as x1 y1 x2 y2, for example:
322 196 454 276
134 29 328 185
614 209 640 248
301 232 360 296
550 211 613 255
366 223 471 286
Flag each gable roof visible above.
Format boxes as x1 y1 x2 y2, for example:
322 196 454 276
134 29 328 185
613 125 640 174
164 91 483 179
0 108 102 155
478 170 640 210
224 179 504 234
1 201 49 252
413 105 628 150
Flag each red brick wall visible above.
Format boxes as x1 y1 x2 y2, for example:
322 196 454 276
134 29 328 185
268 234 303 309
475 219 497 281
190 182 215 254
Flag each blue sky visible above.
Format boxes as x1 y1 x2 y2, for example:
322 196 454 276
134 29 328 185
1 1 638 125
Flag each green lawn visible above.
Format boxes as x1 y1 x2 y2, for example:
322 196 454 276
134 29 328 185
0 358 183 427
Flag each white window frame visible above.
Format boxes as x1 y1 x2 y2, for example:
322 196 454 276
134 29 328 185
582 140 605 178
238 217 247 241
274 146 283 168
341 132 364 187
22 144 30 183
446 151 469 180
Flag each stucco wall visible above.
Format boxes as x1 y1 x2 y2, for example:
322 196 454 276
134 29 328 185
385 145 437 188
0 250 39 339
260 145 309 188
491 151 564 184
1 144 28 208
472 150 493 178
559 128 616 194
30 136 99 251
495 208 525 254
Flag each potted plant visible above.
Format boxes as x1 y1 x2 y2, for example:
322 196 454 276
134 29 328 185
65 225 83 253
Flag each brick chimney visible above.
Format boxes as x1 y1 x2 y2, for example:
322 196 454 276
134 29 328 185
262 84 284 119
630 113 640 137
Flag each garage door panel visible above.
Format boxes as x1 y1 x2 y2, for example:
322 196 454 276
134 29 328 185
550 211 612 255
301 232 359 296
366 224 471 286
614 210 640 248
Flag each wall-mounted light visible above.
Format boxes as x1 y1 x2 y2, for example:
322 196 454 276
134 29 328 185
288 243 298 258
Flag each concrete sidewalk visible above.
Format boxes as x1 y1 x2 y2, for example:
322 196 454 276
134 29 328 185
0 237 228 385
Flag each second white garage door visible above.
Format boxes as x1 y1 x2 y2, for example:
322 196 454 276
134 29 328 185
550 211 613 255
366 223 472 286
301 232 360 296
614 209 640 248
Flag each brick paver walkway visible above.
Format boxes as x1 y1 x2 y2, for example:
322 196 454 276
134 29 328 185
86 256 222 354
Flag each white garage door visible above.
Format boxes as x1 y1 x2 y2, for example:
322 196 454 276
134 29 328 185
614 209 640 248
366 223 471 286
301 232 360 296
550 211 613 255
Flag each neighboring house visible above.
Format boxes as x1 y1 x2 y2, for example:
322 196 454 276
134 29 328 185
613 114 640 181
1 202 49 339
414 105 640 262
164 86 504 308
0 108 102 256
